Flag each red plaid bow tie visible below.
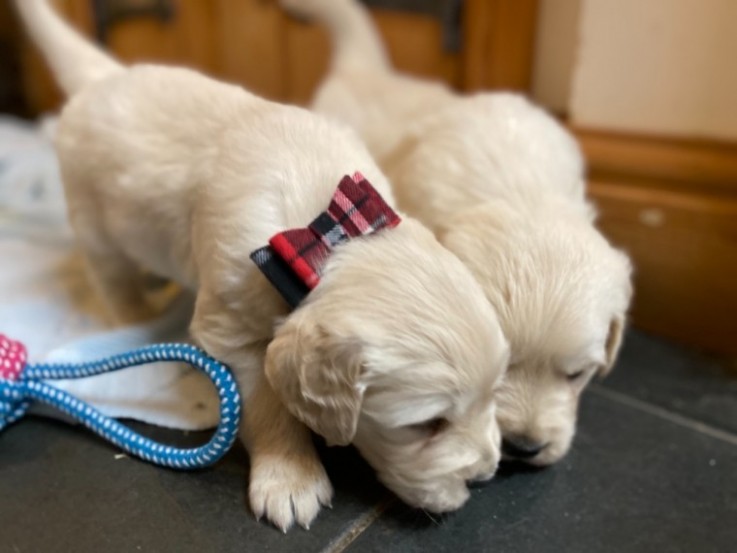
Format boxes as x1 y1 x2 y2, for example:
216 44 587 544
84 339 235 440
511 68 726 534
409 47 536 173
251 172 401 307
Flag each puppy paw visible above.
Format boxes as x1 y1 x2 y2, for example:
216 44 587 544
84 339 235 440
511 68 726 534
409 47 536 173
249 453 333 532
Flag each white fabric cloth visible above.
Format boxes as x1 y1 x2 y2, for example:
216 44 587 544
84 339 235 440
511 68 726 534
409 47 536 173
0 116 218 430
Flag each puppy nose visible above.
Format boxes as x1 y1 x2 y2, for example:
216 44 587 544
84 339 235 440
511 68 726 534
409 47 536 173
502 437 547 459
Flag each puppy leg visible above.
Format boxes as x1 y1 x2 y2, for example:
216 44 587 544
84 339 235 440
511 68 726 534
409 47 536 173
81 246 157 324
190 294 333 532
71 213 156 324
63 189 156 324
244 373 333 532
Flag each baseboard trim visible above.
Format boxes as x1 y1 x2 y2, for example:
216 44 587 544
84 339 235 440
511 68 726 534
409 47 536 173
576 129 737 355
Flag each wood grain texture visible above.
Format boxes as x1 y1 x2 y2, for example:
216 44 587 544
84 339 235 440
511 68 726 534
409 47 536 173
462 0 539 92
21 0 546 111
214 0 286 99
373 10 460 87
283 8 461 106
105 1 217 70
584 131 737 355
576 128 737 195
282 15 331 105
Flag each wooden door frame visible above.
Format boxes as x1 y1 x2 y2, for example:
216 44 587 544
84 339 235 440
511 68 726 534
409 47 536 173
462 0 539 92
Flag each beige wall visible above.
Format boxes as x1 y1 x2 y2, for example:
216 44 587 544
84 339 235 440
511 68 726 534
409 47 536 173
532 0 737 141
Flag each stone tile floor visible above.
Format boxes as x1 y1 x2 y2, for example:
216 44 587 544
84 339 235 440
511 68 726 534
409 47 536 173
2 330 736 553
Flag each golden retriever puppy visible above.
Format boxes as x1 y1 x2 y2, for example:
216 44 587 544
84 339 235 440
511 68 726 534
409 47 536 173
15 0 511 531
280 0 632 466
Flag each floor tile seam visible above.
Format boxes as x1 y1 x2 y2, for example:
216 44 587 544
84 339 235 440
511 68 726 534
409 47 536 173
319 498 397 553
590 385 737 446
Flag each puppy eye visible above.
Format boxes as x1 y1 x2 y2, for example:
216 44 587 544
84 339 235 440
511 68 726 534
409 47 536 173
410 417 449 436
567 369 587 381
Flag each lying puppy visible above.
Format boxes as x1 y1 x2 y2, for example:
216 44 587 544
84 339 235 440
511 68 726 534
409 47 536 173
281 0 632 466
15 0 510 531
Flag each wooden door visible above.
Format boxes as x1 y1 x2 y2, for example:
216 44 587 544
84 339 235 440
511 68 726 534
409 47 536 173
17 0 538 111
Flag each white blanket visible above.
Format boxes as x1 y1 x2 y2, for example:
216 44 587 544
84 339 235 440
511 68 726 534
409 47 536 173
0 116 219 430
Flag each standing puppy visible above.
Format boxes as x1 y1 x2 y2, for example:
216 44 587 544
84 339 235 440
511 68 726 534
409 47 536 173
281 0 632 466
15 0 510 531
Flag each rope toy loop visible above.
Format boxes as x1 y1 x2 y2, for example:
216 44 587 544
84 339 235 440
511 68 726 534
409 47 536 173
0 335 241 469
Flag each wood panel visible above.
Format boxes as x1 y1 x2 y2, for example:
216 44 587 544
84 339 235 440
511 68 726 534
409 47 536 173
462 0 539 92
576 128 737 195
590 181 737 354
282 14 330 105
580 129 737 355
372 10 460 87
213 0 286 99
283 8 462 105
17 0 286 109
17 0 538 111
106 0 217 72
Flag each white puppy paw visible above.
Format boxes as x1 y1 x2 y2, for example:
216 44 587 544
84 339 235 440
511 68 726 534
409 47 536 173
249 453 334 532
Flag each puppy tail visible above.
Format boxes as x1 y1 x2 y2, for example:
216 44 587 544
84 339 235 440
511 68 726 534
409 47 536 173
280 0 389 72
13 0 123 97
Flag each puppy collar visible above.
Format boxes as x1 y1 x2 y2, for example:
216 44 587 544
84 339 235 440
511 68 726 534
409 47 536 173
250 172 401 307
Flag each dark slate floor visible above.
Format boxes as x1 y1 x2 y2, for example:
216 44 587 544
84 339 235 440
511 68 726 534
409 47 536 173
2 330 736 553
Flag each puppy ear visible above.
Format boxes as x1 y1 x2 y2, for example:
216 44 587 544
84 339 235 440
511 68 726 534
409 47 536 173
599 250 633 377
265 319 365 446
599 315 625 377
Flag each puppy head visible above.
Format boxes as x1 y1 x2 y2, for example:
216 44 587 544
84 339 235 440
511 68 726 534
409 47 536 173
441 200 632 466
265 219 509 512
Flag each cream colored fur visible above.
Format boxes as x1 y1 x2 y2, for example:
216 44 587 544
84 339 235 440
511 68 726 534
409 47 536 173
281 0 633 466
14 0 511 531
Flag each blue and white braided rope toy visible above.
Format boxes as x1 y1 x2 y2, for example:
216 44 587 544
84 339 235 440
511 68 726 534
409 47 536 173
0 334 241 469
